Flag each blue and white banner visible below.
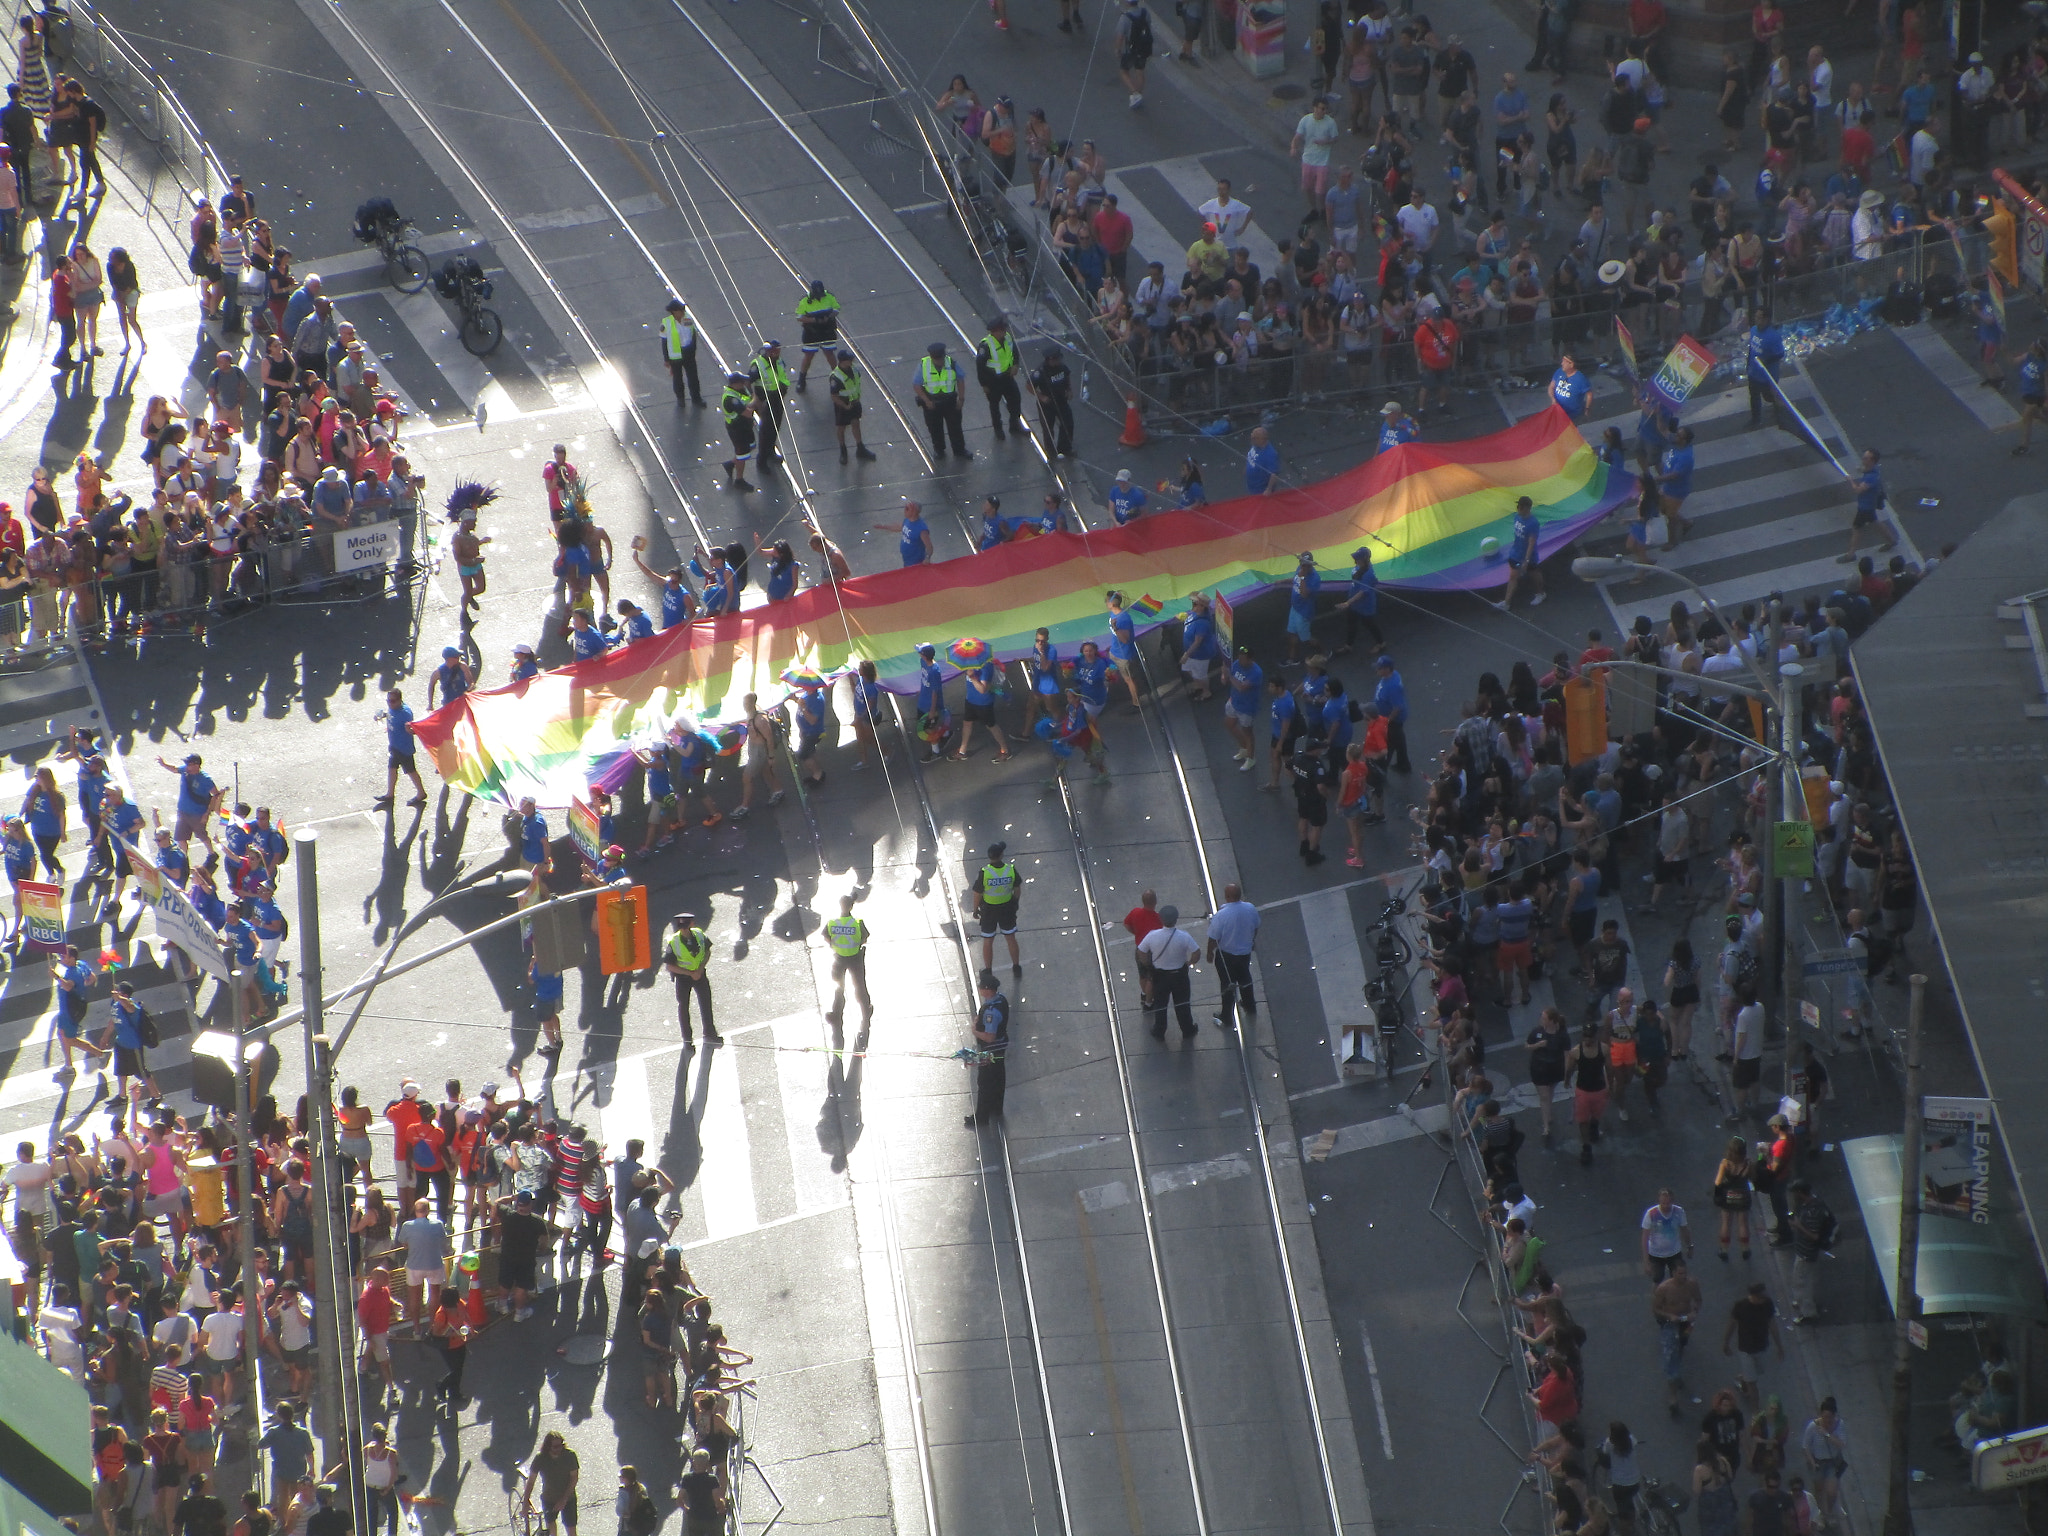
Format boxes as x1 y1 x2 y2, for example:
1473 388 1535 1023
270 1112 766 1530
121 837 232 981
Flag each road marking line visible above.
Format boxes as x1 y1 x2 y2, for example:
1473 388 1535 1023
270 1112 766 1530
1300 886 1368 1076
1358 1321 1395 1459
696 1036 758 1239
1074 1193 1148 1536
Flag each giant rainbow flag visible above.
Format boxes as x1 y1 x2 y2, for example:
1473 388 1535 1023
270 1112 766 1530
414 407 1629 805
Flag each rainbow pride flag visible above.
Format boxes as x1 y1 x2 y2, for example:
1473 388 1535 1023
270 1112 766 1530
414 407 1629 805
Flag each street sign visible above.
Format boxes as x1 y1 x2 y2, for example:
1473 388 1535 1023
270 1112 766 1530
336 522 399 571
1801 1001 1820 1029
1771 820 1814 879
1907 1320 1928 1349
1802 952 1862 978
1975 1424 2048 1491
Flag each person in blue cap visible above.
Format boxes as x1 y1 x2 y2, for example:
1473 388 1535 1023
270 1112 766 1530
1373 653 1411 772
1549 351 1590 421
1496 496 1546 611
1340 547 1382 652
428 646 474 709
914 643 950 761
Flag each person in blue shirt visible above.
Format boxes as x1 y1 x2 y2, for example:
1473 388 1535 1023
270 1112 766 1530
757 539 798 602
568 610 610 661
636 747 679 855
1341 547 1382 652
1498 496 1546 612
632 548 698 628
1657 427 1696 547
1321 678 1354 757
613 599 656 644
1550 352 1590 421
19 766 65 877
1021 629 1062 736
427 646 475 711
670 731 722 825
1899 70 1936 136
517 798 550 871
101 788 147 907
790 683 830 786
1108 469 1148 525
1104 592 1144 707
1377 401 1420 454
157 751 221 852
873 499 933 567
913 643 950 762
977 496 1011 552
848 659 885 772
1635 395 1673 465
1178 593 1221 700
1973 290 2005 389
1373 653 1411 772
530 954 566 1058
98 979 161 1105
76 754 108 873
688 544 744 614
152 825 188 889
222 906 261 1015
1842 446 1896 565
1033 492 1069 536
1223 647 1263 767
1286 552 1322 662
1070 641 1110 720
49 945 104 1077
3 817 38 944
953 656 1014 763
1177 457 1207 509
2016 337 2047 457
1745 310 1785 428
248 881 287 979
1244 427 1280 496
1263 673 1299 790
187 866 228 930
1595 424 1627 472
376 687 429 810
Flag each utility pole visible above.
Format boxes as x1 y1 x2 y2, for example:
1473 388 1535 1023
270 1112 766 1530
1777 659 1803 1096
1759 602 1783 1081
230 959 262 1415
1884 974 1928 1536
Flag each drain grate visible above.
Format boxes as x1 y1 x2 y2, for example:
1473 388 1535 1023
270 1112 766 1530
1268 82 1308 102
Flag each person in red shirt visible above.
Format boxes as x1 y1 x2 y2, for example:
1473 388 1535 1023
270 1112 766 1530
50 261 75 370
1123 889 1163 1006
1578 629 1617 667
384 1082 431 1213
1839 122 1874 179
356 1265 398 1388
1092 193 1135 287
1530 1355 1579 1427
1414 305 1461 415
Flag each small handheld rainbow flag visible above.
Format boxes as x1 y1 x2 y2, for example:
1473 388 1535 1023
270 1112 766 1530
1129 594 1163 621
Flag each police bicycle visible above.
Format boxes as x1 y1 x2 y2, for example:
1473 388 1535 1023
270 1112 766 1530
354 197 431 294
436 255 503 356
1355 894 1415 1083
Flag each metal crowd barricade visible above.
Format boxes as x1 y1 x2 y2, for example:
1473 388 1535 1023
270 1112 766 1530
64 1 232 214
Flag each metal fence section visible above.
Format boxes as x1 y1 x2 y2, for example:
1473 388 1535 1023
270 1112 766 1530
60 0 231 223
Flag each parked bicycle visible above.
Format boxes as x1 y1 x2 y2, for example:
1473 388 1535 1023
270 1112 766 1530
435 255 502 356
353 196 429 294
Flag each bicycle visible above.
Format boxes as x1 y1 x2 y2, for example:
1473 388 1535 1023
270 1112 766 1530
1632 1473 1690 1536
455 276 502 357
371 218 430 294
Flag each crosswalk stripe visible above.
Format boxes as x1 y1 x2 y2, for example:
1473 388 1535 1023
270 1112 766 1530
1659 501 1860 571
1300 887 1368 1074
1096 170 1186 278
595 1051 656 1158
1669 461 1846 523
696 1041 759 1239
1145 155 1283 275
1891 323 2019 430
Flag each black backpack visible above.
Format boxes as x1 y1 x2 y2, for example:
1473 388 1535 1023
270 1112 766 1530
1126 6 1152 55
137 1007 160 1049
1730 944 1761 1002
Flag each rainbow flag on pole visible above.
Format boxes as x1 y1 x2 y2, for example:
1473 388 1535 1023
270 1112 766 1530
413 407 1631 805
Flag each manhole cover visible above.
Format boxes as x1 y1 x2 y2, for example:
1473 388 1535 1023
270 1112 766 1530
1268 83 1308 102
559 1335 606 1366
863 131 911 158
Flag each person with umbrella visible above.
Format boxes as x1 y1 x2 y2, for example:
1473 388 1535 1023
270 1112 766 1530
948 638 1014 763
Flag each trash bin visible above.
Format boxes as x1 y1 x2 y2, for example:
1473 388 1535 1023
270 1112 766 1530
1235 0 1287 80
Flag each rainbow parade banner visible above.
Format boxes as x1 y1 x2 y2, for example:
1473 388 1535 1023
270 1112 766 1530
414 407 1630 806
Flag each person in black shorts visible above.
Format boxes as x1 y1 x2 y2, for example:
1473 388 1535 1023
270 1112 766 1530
1290 740 1330 866
973 842 1022 975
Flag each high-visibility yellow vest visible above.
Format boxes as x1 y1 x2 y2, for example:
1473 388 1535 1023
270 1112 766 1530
667 928 710 970
824 915 867 957
753 354 792 393
797 291 839 320
918 356 958 396
719 385 750 423
829 366 861 404
979 862 1018 903
659 314 695 358
981 333 1016 375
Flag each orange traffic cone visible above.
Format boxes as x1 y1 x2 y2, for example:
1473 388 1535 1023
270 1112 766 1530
1118 394 1146 448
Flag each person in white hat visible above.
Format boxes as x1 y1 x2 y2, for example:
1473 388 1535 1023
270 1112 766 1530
1108 466 1149 525
1852 188 1886 262
1377 399 1419 456
510 640 540 683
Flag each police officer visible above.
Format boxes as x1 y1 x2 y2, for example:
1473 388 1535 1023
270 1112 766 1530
913 341 971 460
1028 345 1074 457
718 371 756 492
658 297 703 408
663 912 720 1046
823 893 872 1027
752 340 793 470
973 840 1022 976
974 315 1028 439
827 349 876 465
794 279 839 390
965 969 1010 1129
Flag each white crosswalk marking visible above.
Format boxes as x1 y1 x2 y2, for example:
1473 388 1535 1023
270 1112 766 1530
594 1051 656 1156
1891 323 2020 430
695 1042 759 1239
1300 887 1369 1074
1009 151 1286 289
1145 155 1283 274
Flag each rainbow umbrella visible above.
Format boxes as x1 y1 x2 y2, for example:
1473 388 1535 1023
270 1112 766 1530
946 637 992 668
780 664 828 690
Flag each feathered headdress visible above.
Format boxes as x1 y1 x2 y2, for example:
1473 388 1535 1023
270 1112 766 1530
444 481 501 521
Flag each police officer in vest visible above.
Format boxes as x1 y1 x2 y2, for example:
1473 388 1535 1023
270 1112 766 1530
752 340 793 471
794 279 839 390
823 893 872 1028
965 969 1010 1129
827 349 876 466
1028 344 1075 458
664 912 721 1046
974 315 1028 439
973 841 1022 976
659 297 703 408
719 372 756 492
913 341 971 461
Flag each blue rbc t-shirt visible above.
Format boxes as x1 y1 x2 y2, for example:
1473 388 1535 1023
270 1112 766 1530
899 517 930 566
659 583 692 628
176 772 216 820
385 704 415 754
571 626 609 661
1289 568 1321 620
1378 418 1419 453
794 690 827 739
1227 659 1263 715
2021 353 2046 401
22 787 60 840
520 812 549 864
1659 444 1694 501
1550 366 1589 419
1348 561 1379 614
107 800 144 848
1509 509 1541 562
1108 483 1148 524
917 659 944 715
965 662 997 707
1269 688 1298 742
1071 655 1109 706
1182 613 1219 659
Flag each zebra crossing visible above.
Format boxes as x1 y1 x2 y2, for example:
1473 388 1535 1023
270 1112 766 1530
1009 151 1286 280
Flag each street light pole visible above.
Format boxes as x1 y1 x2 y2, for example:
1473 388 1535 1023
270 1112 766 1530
1776 660 1804 1098
1883 974 1928 1536
230 959 261 1417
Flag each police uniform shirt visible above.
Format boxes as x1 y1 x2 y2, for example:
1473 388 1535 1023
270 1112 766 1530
1030 358 1070 399
976 992 1011 1056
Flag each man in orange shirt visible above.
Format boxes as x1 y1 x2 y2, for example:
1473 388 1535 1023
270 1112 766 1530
384 1081 431 1213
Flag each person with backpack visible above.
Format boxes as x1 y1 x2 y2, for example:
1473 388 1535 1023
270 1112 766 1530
1842 907 1890 1041
1116 2 1154 109
97 980 160 1112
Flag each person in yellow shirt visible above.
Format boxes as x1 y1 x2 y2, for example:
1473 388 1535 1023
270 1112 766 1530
1184 222 1228 291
